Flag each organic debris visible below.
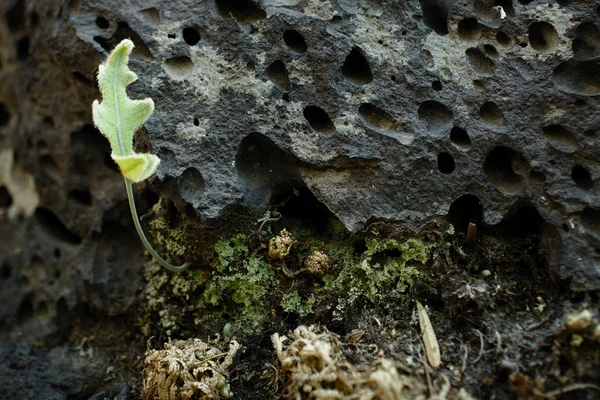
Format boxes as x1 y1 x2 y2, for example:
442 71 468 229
565 309 593 331
305 249 333 275
268 229 295 261
142 338 240 400
271 325 471 400
416 301 441 369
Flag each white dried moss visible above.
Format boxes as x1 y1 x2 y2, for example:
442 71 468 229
272 325 474 400
143 338 241 400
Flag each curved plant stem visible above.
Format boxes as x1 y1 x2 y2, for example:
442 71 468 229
125 178 190 272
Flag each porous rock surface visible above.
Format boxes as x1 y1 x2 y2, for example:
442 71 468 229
0 0 599 397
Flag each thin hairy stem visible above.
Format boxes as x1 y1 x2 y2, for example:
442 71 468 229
125 178 190 272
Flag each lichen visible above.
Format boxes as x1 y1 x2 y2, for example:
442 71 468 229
281 292 315 317
148 203 189 260
324 237 430 302
214 234 248 272
203 257 275 334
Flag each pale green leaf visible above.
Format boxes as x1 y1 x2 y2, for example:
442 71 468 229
92 39 160 182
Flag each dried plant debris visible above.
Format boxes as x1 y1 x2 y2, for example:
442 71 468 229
143 338 241 400
416 301 441 369
268 228 295 261
272 325 473 400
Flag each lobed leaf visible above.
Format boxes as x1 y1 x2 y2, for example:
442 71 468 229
92 39 160 182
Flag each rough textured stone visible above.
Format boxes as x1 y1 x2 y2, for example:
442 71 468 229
1 0 599 397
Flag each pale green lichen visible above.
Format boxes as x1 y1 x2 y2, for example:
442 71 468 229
324 238 430 302
281 292 316 317
202 257 275 335
213 234 248 272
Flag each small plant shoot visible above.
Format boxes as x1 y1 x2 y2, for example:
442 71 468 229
92 39 189 272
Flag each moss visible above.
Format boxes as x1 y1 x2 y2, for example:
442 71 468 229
324 237 430 302
281 292 315 317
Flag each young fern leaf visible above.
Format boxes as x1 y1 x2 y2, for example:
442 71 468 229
92 39 189 272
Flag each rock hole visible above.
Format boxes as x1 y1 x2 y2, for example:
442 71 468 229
447 194 483 234
465 47 494 74
35 207 82 244
495 0 515 17
0 185 12 208
450 126 471 148
418 0 448 35
72 71 94 87
164 56 194 80
437 152 455 174
483 146 523 194
265 60 291 91
542 124 578 153
484 44 499 58
528 22 559 53
303 106 335 134
0 262 11 280
183 27 201 45
457 18 481 41
358 103 413 145
417 100 453 136
16 36 30 61
282 93 290 102
270 184 342 237
572 22 600 61
68 188 93 206
215 0 266 23
95 16 109 29
431 80 442 91
474 0 504 28
572 165 593 189
55 297 70 333
551 60 600 96
193 118 200 126
43 117 54 128
178 167 205 207
496 31 512 47
5 0 25 33
342 47 373 85
93 22 153 60
236 133 298 206
479 101 507 132
584 130 596 143
70 124 116 174
0 103 10 126
283 29 307 54
422 49 434 69
529 170 546 184
17 294 34 323
141 8 160 26
582 207 600 237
